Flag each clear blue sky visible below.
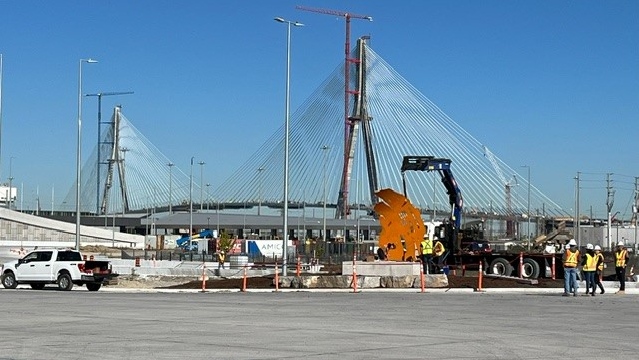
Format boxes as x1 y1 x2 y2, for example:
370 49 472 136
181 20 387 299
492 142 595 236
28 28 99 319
0 1 637 218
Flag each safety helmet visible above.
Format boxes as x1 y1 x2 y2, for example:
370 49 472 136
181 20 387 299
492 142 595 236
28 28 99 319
568 239 577 246
586 243 594 250
617 241 624 247
594 245 601 251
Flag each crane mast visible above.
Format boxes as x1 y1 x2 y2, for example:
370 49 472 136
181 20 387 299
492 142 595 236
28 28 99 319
296 5 372 219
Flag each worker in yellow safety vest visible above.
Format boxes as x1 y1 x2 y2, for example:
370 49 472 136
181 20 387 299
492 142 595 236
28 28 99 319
582 244 597 296
562 239 580 297
614 241 629 294
593 245 605 295
217 251 226 270
420 234 433 274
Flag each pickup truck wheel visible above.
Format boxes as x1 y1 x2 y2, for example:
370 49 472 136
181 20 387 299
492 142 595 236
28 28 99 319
57 273 74 291
2 272 18 289
30 283 46 290
86 283 102 292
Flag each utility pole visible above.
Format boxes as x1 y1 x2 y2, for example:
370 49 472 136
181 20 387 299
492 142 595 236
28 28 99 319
606 173 614 249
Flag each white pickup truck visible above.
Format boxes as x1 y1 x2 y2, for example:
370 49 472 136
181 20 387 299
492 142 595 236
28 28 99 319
1 249 117 291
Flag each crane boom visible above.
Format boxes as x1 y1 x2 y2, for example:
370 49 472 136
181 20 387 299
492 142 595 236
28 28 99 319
295 5 373 21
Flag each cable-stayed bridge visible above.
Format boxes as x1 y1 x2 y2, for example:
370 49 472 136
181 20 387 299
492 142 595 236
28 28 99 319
62 106 194 214
218 39 567 220
63 39 567 228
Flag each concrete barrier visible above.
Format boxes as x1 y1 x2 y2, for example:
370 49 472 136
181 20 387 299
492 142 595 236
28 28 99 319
342 261 421 276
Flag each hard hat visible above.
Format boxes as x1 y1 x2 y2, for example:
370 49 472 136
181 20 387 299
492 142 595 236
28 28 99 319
568 239 577 246
594 245 601 251
617 241 624 246
586 243 594 250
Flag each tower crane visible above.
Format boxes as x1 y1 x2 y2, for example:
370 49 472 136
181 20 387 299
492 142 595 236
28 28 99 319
483 145 517 238
296 5 372 219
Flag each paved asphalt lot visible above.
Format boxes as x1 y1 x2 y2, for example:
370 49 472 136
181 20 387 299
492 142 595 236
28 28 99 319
0 289 637 360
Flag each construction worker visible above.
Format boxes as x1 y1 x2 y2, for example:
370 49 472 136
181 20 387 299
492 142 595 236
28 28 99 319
614 241 629 294
594 245 605 295
562 239 579 297
376 245 388 261
400 239 408 261
217 251 226 270
433 239 446 273
420 234 433 274
582 243 596 295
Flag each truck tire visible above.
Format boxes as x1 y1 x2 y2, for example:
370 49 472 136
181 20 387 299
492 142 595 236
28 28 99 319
489 258 513 276
86 283 102 292
521 258 540 279
30 283 46 290
57 273 74 291
2 272 18 289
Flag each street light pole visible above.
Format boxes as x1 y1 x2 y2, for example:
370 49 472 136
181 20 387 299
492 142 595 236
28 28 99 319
76 58 97 250
634 177 638 249
0 54 3 183
189 156 194 251
167 162 174 214
321 145 330 243
8 156 14 209
275 16 304 275
85 91 134 215
257 167 265 215
206 183 211 211
198 161 205 211
119 147 129 215
521 165 530 250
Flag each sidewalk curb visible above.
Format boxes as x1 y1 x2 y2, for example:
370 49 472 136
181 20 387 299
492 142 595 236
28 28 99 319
98 287 639 295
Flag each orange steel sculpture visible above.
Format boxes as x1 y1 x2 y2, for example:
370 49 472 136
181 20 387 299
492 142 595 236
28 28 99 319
374 188 425 261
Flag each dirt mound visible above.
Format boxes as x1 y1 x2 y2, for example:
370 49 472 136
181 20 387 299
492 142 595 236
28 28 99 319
161 276 275 290
80 245 121 257
109 275 199 289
